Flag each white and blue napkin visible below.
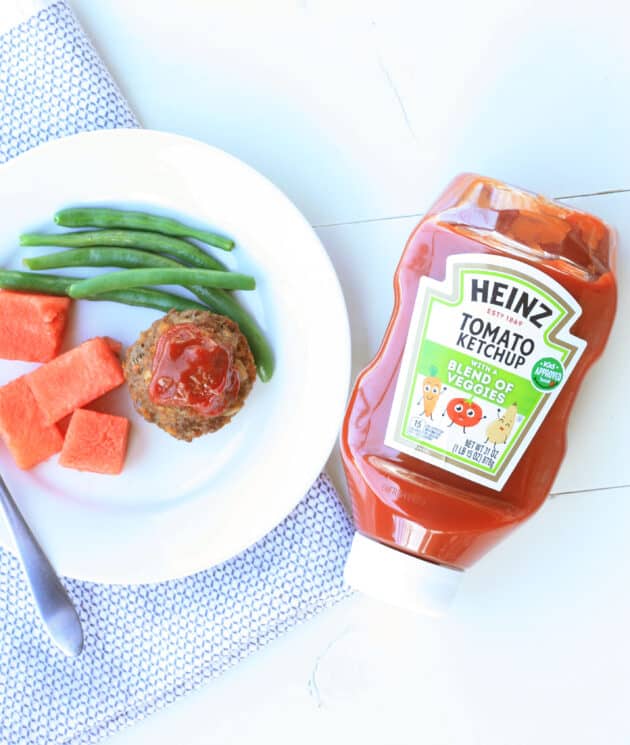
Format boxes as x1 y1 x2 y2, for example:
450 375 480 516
0 3 353 743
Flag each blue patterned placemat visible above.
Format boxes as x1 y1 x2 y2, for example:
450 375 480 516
0 474 353 745
0 0 137 162
0 3 354 743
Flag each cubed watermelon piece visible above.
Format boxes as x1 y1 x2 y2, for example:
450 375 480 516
101 336 123 355
59 409 130 475
26 337 124 424
0 376 63 469
0 290 71 362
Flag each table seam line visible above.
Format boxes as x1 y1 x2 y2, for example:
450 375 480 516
551 482 630 498
313 188 630 229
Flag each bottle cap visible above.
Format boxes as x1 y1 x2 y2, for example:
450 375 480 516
344 532 463 617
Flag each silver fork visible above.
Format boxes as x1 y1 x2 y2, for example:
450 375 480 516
0 473 83 656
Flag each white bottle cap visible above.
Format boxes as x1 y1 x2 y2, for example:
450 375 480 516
344 532 463 617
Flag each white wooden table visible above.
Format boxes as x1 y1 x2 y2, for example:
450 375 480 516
70 2 630 743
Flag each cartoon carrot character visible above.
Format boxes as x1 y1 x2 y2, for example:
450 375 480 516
418 365 445 420
486 403 518 455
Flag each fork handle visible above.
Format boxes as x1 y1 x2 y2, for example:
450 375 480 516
0 474 83 656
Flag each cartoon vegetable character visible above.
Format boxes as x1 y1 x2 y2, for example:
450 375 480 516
444 397 484 433
417 365 445 420
485 403 518 454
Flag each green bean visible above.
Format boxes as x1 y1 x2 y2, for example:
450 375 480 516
24 248 176 271
20 230 226 271
68 268 255 298
87 288 206 313
25 248 274 380
0 269 71 295
54 207 234 251
0 270 206 312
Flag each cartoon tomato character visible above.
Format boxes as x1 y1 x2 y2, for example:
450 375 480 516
444 397 484 433
418 375 445 419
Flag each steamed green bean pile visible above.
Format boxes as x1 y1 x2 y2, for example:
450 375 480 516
3 206 274 381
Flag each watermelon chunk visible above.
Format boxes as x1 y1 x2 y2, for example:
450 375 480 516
59 409 130 475
0 376 63 469
0 290 71 362
101 336 123 355
26 337 124 424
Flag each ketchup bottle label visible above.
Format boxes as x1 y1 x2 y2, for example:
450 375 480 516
385 253 586 490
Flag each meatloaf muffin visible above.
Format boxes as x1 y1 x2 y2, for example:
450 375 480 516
123 309 256 441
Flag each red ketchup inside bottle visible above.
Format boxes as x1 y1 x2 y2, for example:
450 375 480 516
150 324 240 416
341 174 617 614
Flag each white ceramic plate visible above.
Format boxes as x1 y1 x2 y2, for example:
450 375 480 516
0 129 350 583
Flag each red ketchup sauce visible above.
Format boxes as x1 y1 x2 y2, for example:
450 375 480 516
341 174 617 612
149 324 240 416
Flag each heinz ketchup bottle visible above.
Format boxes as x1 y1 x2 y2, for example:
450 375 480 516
341 174 617 614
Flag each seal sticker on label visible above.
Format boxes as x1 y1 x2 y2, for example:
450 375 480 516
385 253 586 490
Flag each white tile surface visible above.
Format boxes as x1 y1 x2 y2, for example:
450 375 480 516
368 0 630 202
72 0 630 226
98 484 630 745
72 1 421 227
60 1 630 742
